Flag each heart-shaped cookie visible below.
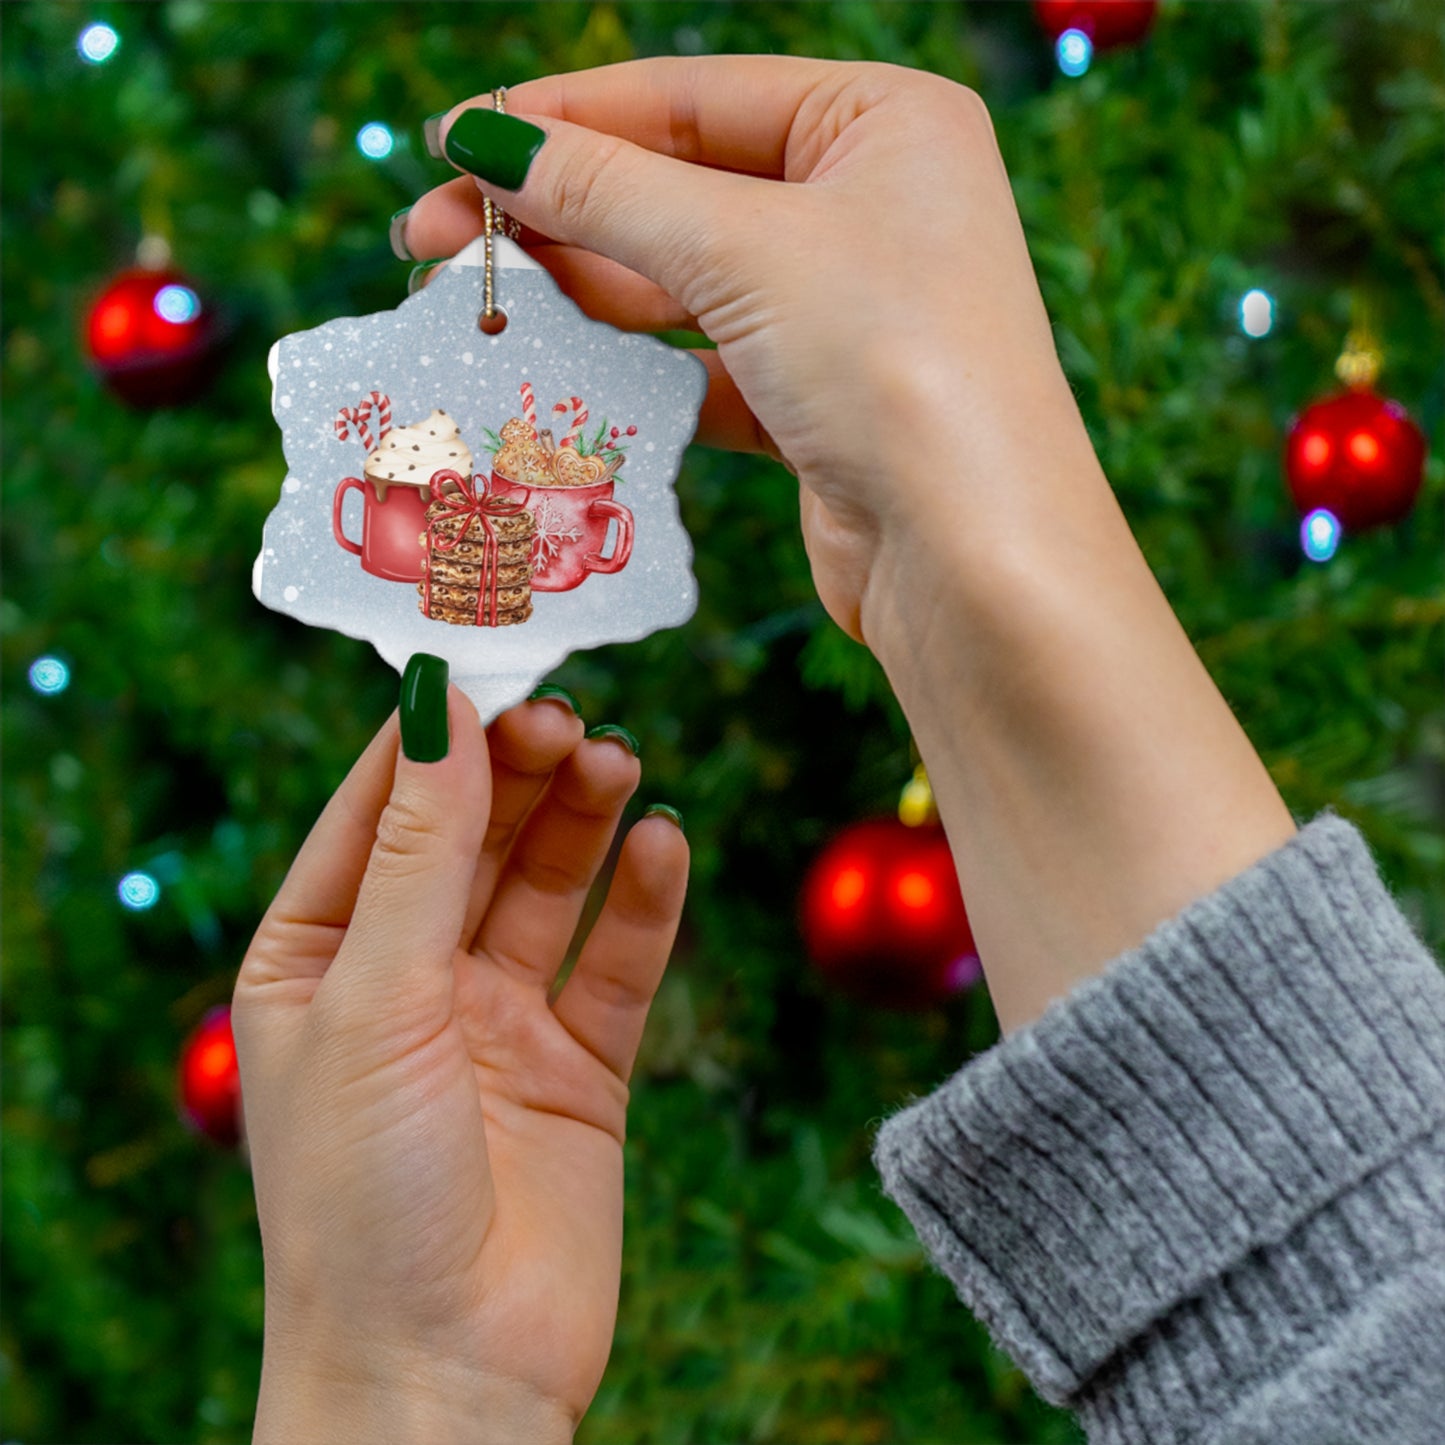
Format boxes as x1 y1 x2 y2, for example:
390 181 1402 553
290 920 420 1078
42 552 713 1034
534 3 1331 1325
553 448 608 487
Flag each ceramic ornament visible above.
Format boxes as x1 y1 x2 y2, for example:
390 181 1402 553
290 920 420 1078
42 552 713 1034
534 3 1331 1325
254 235 707 721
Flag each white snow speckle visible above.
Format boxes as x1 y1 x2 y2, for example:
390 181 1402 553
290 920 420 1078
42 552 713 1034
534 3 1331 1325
461 351 474 365
283 585 300 602
283 477 301 494
279 395 292 408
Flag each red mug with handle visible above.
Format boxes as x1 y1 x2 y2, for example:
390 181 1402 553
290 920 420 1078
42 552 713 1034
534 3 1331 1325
332 474 431 583
490 475 634 593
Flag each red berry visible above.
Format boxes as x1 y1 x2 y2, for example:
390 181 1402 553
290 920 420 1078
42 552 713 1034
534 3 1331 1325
626 425 638 436
610 427 620 438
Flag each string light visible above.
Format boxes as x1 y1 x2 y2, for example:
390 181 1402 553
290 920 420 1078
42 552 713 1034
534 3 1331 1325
356 122 395 160
28 656 71 695
1301 508 1341 563
78 22 120 65
118 871 161 910
1057 28 1093 77
1240 289 1274 338
153 284 201 324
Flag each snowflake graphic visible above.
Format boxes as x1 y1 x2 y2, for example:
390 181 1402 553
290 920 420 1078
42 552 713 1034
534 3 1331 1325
530 496 583 576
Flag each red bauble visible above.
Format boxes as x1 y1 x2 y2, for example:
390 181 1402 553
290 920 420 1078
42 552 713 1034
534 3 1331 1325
178 1006 242 1147
800 818 980 1010
1034 0 1158 49
85 267 219 407
1284 389 1426 532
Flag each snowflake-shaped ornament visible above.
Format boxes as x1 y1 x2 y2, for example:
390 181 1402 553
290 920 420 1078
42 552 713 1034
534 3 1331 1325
254 236 707 722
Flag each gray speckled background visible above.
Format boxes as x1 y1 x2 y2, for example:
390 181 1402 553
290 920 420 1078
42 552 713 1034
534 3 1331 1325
254 237 706 721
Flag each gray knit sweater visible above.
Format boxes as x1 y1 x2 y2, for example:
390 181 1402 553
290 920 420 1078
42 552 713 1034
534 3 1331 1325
872 814 1445 1443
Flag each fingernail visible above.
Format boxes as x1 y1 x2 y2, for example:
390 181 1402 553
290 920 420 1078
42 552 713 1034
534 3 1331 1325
585 723 639 757
408 259 446 296
443 107 546 191
644 804 684 834
423 112 447 160
400 653 449 762
389 206 413 261
528 684 581 716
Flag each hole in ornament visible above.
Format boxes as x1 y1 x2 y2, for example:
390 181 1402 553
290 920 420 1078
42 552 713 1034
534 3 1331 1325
478 308 509 336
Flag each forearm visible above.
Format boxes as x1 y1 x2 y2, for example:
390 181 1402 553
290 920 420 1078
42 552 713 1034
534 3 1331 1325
860 388 1295 1032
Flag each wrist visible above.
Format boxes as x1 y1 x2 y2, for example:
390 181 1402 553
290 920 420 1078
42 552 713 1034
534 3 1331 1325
254 1341 575 1445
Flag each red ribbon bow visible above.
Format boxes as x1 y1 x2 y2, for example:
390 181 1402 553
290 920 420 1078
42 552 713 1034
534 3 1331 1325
422 469 529 627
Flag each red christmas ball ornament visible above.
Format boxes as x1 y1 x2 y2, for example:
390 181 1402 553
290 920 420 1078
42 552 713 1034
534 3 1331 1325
85 266 219 407
800 818 980 1010
1034 0 1158 50
178 1005 242 1147
1284 388 1426 532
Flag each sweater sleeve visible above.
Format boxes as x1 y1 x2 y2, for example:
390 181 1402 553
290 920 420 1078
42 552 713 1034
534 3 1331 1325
871 813 1445 1444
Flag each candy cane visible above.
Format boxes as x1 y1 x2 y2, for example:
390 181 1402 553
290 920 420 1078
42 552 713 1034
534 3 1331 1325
368 391 392 442
335 398 375 453
519 380 537 434
552 395 588 449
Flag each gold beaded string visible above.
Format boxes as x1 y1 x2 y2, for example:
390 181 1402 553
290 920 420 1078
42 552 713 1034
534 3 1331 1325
481 87 522 325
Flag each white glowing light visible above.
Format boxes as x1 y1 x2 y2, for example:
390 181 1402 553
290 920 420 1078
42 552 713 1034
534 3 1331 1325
1057 28 1093 77
29 656 71 695
1240 289 1274 338
118 871 161 910
78 23 120 64
1301 508 1341 563
357 123 395 160
154 284 201 324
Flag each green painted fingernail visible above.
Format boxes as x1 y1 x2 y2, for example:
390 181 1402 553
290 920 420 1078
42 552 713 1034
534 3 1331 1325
389 206 413 261
443 107 546 191
407 258 446 296
528 684 581 716
644 804 684 834
585 723 639 756
423 112 447 159
400 653 449 762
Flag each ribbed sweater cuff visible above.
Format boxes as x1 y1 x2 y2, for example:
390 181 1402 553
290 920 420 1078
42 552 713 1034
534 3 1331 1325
871 814 1445 1410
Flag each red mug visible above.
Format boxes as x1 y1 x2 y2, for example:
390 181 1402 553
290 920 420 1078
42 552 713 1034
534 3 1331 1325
332 474 430 583
490 475 634 593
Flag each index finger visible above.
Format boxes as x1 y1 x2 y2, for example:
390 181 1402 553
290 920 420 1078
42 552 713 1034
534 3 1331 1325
499 54 846 180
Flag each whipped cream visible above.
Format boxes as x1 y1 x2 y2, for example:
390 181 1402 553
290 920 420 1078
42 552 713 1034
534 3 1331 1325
366 409 472 487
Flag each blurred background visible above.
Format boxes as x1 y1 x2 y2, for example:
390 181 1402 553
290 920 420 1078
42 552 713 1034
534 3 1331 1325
2 3 1440 1442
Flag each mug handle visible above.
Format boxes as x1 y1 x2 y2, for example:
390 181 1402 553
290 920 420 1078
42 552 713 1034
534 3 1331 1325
583 499 634 575
332 477 365 556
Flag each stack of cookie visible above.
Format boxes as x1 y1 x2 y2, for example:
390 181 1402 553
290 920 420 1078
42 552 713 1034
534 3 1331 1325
419 496 537 627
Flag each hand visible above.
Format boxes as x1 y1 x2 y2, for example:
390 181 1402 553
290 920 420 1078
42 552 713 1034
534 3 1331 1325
406 59 1294 1032
233 686 687 1443
404 56 1083 642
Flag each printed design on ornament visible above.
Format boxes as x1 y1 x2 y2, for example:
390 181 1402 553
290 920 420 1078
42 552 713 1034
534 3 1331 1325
329 384 638 627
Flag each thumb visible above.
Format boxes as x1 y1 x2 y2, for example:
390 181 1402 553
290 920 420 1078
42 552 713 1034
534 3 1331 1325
439 104 760 318
327 655 488 1023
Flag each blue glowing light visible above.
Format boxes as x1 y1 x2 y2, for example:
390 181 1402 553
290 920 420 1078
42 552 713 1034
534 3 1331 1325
78 22 120 64
1240 288 1274 338
28 656 71 695
356 122 395 160
118 871 161 910
1057 28 1093 77
1301 508 1341 563
153 284 201 324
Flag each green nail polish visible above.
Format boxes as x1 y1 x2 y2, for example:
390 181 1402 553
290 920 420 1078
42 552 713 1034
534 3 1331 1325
400 653 449 762
423 112 447 160
585 723 639 757
389 206 413 262
443 107 546 191
407 258 446 295
644 804 685 834
528 684 581 716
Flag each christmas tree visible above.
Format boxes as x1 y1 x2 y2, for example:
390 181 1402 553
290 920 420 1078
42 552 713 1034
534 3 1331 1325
3 3 1440 1442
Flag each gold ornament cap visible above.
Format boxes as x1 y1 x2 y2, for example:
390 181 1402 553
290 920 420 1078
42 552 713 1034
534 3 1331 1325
898 764 938 827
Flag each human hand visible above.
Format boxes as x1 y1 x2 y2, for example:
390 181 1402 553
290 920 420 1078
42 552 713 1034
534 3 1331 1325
233 669 687 1443
403 57 1094 643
